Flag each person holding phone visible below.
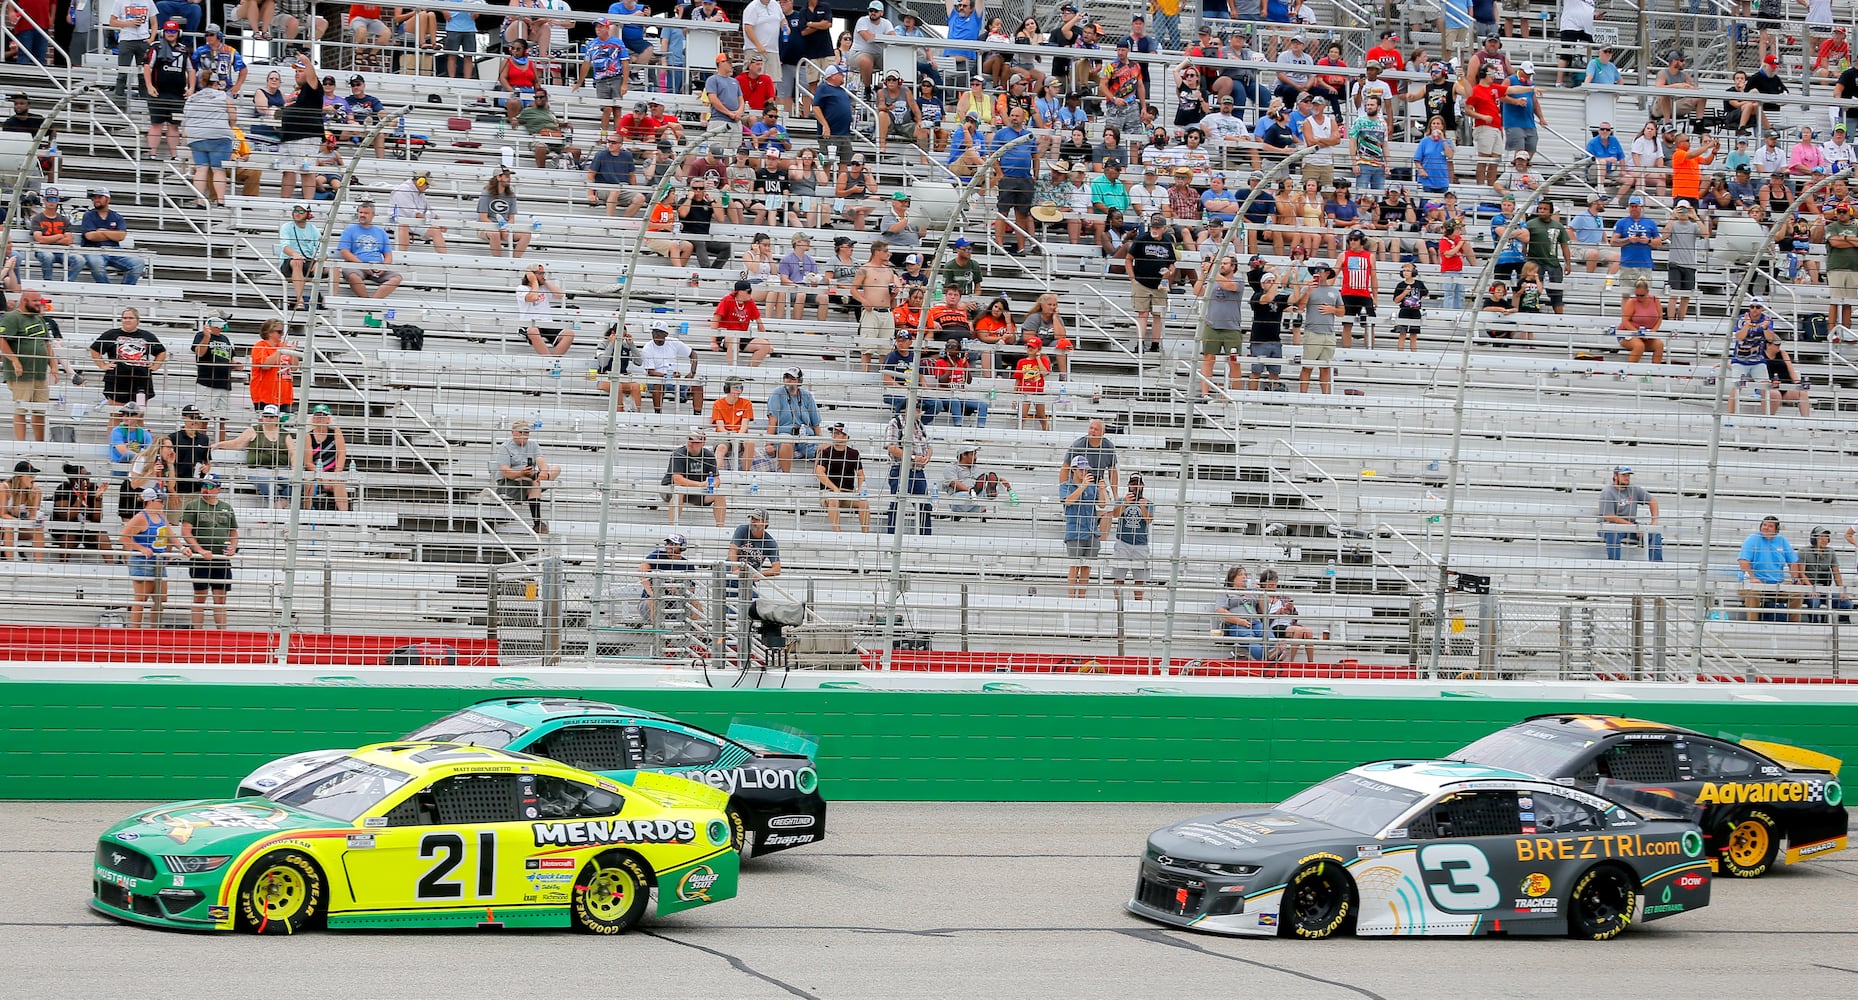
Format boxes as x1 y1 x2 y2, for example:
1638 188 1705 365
1062 455 1108 598
1110 473 1153 600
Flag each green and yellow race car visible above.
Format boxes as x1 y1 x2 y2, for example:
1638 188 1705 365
91 742 739 934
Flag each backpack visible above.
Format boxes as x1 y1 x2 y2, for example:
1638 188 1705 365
391 322 426 350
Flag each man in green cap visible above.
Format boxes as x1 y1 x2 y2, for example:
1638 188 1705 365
179 473 239 629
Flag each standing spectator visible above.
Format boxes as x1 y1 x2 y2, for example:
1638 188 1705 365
277 203 320 309
248 318 298 414
1669 135 1717 208
814 422 869 532
190 314 234 439
1246 265 1289 391
1414 118 1456 195
178 473 237 628
811 63 855 165
1099 39 1146 138
1389 262 1428 351
28 188 78 283
88 306 166 413
170 404 213 498
665 428 725 528
709 377 755 471
78 188 145 284
1501 61 1546 161
1728 296 1775 415
1597 465 1662 561
0 289 53 441
1061 455 1106 597
388 172 448 253
989 106 1038 255
882 407 933 535
1664 201 1708 322
1194 252 1245 397
572 19 629 131
1109 472 1152 600
1124 214 1177 354
1299 99 1342 191
1521 198 1571 316
944 0 983 79
1608 196 1663 295
1294 262 1342 394
1825 201 1858 339
142 21 192 161
106 2 155 100
1739 515 1807 621
1350 95 1389 193
214 405 294 507
50 462 112 559
767 367 821 471
336 199 402 299
1465 63 1504 188
1064 418 1119 492
1014 335 1052 430
192 26 248 93
494 420 558 533
851 240 901 370
1335 231 1377 348
119 485 172 627
703 52 746 125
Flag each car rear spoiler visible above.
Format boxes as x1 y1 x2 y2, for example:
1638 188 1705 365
1742 739 1842 777
726 720 819 760
618 769 730 812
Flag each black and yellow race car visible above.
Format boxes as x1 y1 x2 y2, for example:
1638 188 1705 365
1451 715 1846 878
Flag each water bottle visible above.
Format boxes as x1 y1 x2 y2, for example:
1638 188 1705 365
859 486 868 498
678 321 689 336
1007 489 1021 507
497 215 509 231
705 473 715 494
749 475 760 495
531 218 543 233
384 308 396 321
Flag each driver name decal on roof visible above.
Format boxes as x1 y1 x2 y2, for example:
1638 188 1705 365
532 819 696 847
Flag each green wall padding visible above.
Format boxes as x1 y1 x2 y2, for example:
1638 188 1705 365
4 682 1855 801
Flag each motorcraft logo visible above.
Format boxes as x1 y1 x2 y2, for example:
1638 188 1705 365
532 819 695 847
686 766 818 795
146 804 291 845
1695 780 1841 806
675 865 720 902
525 857 577 870
766 815 816 830
763 833 815 847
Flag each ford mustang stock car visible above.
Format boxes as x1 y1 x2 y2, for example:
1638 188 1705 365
237 698 824 858
1129 761 1711 939
1451 714 1846 877
94 743 738 934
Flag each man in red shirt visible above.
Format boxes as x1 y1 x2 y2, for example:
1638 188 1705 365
1363 30 1405 72
736 54 776 113
1466 64 1507 188
712 279 774 366
617 100 684 141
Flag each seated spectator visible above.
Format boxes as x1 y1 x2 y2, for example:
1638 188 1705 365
776 234 826 322
593 324 643 412
515 89 580 169
813 423 869 532
664 428 725 528
638 325 703 416
708 377 754 471
388 171 448 253
77 186 143 284
1739 514 1807 621
28 187 78 282
493 420 557 533
1764 342 1811 417
213 406 294 508
515 264 570 358
1597 465 1663 561
49 461 111 559
767 367 822 472
711 279 774 367
1 460 46 561
926 339 988 426
640 195 694 267
499 38 542 124
1258 569 1315 663
1615 279 1664 363
1213 565 1265 660
939 444 1002 518
477 169 534 259
299 405 350 512
585 136 646 218
1801 526 1852 622
336 198 401 299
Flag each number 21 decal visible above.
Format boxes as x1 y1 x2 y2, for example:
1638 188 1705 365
1417 843 1499 911
416 831 497 900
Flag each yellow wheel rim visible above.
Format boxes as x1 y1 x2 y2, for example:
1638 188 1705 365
1729 820 1770 868
583 867 634 921
252 864 308 921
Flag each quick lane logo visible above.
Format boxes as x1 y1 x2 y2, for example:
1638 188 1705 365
1696 780 1840 806
532 819 695 847
675 865 720 902
1514 834 1695 862
685 766 818 794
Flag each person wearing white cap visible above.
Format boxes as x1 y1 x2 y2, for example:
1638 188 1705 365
1728 297 1777 417
214 405 295 509
665 428 725 528
848 1 894 92
119 484 172 627
1501 61 1547 161
1663 198 1709 322
1060 454 1107 598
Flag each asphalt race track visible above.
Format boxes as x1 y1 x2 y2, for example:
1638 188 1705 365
5 802 1855 999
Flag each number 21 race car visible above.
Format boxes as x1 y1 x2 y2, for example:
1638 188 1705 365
93 743 738 934
236 698 825 859
1451 714 1846 877
1129 760 1711 940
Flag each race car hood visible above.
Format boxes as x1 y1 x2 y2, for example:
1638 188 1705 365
102 799 336 854
1148 809 1360 862
614 769 733 812
237 748 353 797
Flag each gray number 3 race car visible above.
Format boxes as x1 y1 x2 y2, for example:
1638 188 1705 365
1129 760 1712 940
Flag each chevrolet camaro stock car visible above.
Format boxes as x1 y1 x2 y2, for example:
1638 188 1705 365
1452 714 1847 877
238 698 825 858
1129 761 1713 939
93 743 738 934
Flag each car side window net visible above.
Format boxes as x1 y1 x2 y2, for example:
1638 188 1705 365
534 726 632 772
1424 790 1522 839
640 729 724 768
1596 741 1679 783
1691 740 1763 780
532 775 627 819
1527 791 1606 833
429 774 519 825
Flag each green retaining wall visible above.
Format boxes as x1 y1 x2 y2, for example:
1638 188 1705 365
4 683 1857 801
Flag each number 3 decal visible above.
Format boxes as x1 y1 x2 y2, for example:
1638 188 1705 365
416 831 497 900
1417 843 1500 911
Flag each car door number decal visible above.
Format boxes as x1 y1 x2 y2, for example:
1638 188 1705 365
416 832 496 900
1417 843 1500 911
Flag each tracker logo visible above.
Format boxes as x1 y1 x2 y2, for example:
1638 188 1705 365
1512 898 1558 914
1675 873 1707 889
767 815 815 829
532 819 695 847
763 833 815 847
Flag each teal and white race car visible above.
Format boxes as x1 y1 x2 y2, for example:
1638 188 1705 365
239 698 823 858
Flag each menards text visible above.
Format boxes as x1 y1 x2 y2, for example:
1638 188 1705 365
532 819 696 847
1513 834 1688 862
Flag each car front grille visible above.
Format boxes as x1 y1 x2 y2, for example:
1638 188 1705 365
94 880 161 917
1137 875 1204 915
95 841 156 879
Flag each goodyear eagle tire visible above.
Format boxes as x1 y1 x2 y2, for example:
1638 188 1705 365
1720 810 1779 878
572 853 650 934
727 804 756 862
235 849 325 935
1279 859 1355 939
1567 865 1636 940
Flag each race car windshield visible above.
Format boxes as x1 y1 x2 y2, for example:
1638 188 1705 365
271 758 415 822
1277 775 1425 835
1451 728 1589 776
404 709 528 749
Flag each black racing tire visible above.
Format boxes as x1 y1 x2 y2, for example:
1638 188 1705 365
1279 859 1355 940
727 804 756 862
235 849 326 935
1567 865 1637 941
571 852 651 934
1719 809 1779 878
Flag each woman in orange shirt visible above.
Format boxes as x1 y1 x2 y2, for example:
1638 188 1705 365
709 376 756 470
1669 134 1717 204
248 318 299 412
971 296 1015 376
